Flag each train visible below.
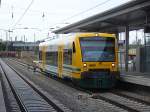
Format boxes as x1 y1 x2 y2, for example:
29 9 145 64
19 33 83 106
38 33 120 88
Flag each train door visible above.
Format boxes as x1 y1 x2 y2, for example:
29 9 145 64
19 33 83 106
58 45 64 78
42 46 47 70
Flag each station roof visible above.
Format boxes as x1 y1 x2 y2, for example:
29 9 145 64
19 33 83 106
53 0 150 34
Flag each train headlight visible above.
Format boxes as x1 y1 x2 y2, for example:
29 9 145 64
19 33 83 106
112 63 115 67
83 63 87 67
83 63 87 71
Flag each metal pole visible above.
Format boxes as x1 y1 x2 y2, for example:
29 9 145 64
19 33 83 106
5 31 8 51
125 26 129 72
116 32 122 71
136 30 138 45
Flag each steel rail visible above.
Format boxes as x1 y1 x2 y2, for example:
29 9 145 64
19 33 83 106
0 63 28 112
0 59 68 112
9 58 150 112
6 62 65 112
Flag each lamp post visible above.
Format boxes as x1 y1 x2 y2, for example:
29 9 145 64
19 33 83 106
6 29 13 51
0 29 13 51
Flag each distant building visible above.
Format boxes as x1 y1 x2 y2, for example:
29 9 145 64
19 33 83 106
12 41 40 51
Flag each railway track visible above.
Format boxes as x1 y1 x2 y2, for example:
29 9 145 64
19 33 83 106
0 59 72 112
7 58 93 94
92 92 150 112
7 58 150 112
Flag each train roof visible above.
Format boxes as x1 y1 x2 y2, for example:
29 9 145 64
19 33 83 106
39 35 76 47
39 32 116 49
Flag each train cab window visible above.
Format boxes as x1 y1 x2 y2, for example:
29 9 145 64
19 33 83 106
80 37 115 62
73 42 76 53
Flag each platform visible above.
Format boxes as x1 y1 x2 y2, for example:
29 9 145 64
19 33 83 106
0 79 6 112
120 72 150 87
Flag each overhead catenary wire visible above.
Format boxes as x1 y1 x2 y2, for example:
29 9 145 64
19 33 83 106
49 0 112 29
12 0 34 29
11 0 111 31
62 0 111 22
10 0 112 42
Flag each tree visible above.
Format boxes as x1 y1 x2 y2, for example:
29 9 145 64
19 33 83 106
0 42 6 51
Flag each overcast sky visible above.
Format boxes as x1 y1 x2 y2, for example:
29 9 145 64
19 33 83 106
0 0 133 42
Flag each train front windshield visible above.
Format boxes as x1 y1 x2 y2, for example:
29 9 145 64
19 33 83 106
80 37 115 62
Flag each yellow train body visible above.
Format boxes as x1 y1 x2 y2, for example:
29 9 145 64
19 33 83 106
39 33 120 88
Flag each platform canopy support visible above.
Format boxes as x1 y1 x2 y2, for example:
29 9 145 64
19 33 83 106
125 26 129 72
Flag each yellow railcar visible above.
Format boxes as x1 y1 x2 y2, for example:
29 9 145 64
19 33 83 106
39 33 120 88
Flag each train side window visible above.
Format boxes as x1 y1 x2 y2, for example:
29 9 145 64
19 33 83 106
73 42 76 53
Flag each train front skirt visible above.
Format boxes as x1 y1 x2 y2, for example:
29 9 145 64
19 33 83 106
72 71 119 89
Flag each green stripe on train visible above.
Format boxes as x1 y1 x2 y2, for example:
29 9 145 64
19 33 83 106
44 64 81 73
63 64 81 72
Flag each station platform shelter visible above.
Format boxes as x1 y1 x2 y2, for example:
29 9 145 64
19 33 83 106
53 0 150 87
